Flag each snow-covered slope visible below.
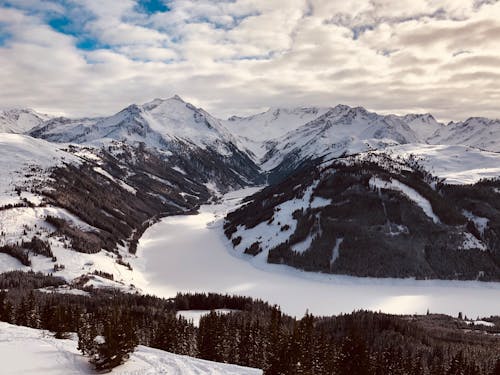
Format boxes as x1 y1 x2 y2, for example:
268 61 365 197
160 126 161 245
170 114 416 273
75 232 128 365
429 117 500 152
261 105 420 177
399 113 443 140
30 95 264 190
379 143 500 184
224 107 329 158
5 98 500 286
0 108 51 133
0 133 80 205
225 107 329 142
0 133 211 291
0 322 262 375
225 151 500 280
31 96 239 153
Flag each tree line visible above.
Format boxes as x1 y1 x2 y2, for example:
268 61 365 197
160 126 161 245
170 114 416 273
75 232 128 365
0 271 499 374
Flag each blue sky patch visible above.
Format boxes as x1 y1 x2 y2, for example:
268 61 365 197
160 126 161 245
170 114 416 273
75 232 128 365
136 0 170 15
0 32 10 47
76 37 99 51
48 16 78 36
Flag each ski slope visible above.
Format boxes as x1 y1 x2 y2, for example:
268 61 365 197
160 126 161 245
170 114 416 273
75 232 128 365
135 188 500 319
0 322 262 375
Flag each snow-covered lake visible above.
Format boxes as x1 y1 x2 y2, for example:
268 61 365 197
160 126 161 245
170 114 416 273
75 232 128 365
135 188 500 318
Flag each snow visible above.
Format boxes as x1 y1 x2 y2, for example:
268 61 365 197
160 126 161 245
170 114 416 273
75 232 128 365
231 182 320 258
459 232 487 251
463 210 489 234
38 286 90 296
0 322 262 375
429 117 500 153
93 167 137 194
0 205 98 243
135 188 500 319
172 166 186 175
224 107 330 143
31 97 242 160
369 177 441 223
382 144 500 184
176 309 238 327
0 108 50 133
0 207 147 291
465 320 495 327
0 253 29 272
400 113 443 140
330 238 344 266
260 105 418 171
291 235 315 254
310 196 332 209
223 107 329 158
0 134 80 203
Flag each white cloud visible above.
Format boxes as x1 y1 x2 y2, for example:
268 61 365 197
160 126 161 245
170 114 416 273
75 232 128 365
0 0 500 122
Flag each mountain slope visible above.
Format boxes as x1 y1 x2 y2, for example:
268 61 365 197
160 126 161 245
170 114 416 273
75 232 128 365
400 113 443 140
223 106 330 159
30 96 264 191
429 117 500 152
0 322 262 375
224 151 500 280
0 108 51 133
0 133 214 289
261 105 421 182
5 98 500 284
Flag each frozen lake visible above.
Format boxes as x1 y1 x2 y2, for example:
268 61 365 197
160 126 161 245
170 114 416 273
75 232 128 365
135 188 500 318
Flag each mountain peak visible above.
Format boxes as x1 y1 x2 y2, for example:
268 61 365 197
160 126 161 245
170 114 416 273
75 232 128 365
171 94 185 102
0 107 51 134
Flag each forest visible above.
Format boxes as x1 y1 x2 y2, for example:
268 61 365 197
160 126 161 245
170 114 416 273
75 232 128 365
0 270 499 374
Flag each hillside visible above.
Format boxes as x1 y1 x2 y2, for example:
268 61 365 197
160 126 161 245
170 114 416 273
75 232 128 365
224 150 500 280
0 322 261 375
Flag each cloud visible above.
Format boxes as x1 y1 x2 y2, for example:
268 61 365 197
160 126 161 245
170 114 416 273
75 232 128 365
0 0 500 122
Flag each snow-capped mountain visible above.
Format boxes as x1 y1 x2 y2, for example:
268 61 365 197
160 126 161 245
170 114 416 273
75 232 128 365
223 106 330 158
225 106 329 142
0 108 51 133
400 113 443 140
32 95 237 150
429 117 500 152
31 95 264 191
3 97 500 284
260 105 422 181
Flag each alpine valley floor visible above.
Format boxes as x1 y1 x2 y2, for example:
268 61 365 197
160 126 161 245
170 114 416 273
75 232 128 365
134 187 500 318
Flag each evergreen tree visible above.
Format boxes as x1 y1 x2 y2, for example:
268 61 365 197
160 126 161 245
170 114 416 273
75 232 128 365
264 307 286 375
77 313 98 356
491 358 500 375
83 309 138 371
335 329 371 375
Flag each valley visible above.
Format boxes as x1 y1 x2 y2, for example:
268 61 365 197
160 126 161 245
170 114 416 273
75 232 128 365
136 187 500 318
1 97 500 374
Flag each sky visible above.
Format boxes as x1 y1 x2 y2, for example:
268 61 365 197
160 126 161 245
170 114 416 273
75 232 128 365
0 0 499 121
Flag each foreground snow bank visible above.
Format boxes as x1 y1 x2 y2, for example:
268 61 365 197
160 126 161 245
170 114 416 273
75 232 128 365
0 322 262 375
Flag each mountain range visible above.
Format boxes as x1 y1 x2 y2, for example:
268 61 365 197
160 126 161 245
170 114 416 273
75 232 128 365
1 95 500 283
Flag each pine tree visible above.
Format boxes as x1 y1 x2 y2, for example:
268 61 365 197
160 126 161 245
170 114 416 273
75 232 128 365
491 358 500 375
335 329 371 375
90 310 138 371
77 313 98 356
447 351 465 375
264 307 286 375
0 291 7 321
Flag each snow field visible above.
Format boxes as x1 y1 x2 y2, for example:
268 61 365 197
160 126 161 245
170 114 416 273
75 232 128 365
0 322 262 374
